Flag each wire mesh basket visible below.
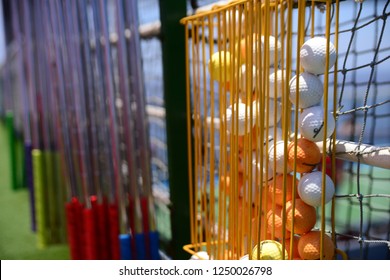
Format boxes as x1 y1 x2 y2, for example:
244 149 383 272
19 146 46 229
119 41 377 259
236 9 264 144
181 0 390 260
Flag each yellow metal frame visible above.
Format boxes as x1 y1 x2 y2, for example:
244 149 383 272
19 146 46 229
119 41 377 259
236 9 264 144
181 0 340 260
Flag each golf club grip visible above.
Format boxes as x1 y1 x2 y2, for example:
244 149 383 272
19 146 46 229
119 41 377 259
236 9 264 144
128 196 135 236
25 142 36 231
97 199 109 259
44 151 58 243
84 206 99 259
128 196 137 258
109 204 120 260
65 198 84 259
119 234 132 260
149 231 160 260
54 152 68 243
140 197 151 259
140 197 150 234
32 149 49 248
135 233 146 260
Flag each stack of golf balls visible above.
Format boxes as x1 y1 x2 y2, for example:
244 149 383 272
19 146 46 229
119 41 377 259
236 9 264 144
290 37 337 142
208 34 284 204
288 37 337 208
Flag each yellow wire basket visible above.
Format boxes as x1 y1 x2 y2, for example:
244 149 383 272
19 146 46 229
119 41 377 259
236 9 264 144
181 0 344 260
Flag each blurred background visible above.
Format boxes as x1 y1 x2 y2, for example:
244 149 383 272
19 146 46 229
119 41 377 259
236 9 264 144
0 0 389 260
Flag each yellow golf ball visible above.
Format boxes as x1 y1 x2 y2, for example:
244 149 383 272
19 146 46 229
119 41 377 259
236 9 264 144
251 240 287 260
208 51 232 82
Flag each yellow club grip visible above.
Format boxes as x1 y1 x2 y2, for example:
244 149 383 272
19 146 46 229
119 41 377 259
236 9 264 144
32 149 49 248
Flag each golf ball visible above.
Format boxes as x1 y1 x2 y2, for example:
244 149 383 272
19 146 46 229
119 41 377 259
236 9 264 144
237 153 273 203
268 69 286 99
285 199 317 234
189 251 210 260
261 35 282 67
300 37 336 75
287 138 322 173
298 106 335 142
224 9 245 40
239 254 250 260
298 231 335 260
252 240 287 260
226 102 256 135
249 126 282 151
252 99 282 127
268 173 299 206
285 235 301 260
297 171 335 207
252 152 274 185
289 72 323 109
264 126 283 148
268 140 293 174
266 205 290 239
239 34 281 68
208 51 232 82
239 64 257 101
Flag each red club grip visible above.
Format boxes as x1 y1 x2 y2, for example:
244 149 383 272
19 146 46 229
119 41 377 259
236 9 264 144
84 197 99 260
109 203 120 260
83 208 98 259
128 196 136 259
141 197 151 259
65 198 84 260
97 198 110 259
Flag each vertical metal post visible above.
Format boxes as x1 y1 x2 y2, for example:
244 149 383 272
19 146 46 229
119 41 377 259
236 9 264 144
159 0 191 259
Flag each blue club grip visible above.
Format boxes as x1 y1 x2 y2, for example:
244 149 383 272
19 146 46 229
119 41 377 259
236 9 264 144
119 234 132 260
135 233 146 260
149 231 160 260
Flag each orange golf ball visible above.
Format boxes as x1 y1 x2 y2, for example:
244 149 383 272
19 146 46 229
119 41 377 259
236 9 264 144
285 199 316 235
285 235 301 259
298 231 335 260
287 138 321 173
266 205 290 240
268 174 299 206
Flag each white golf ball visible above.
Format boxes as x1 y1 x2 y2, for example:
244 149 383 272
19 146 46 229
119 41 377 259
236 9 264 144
239 254 250 260
250 126 282 151
299 106 335 142
264 126 283 148
252 35 282 68
242 153 273 203
268 140 293 174
297 171 335 207
268 69 286 99
239 64 257 100
224 9 245 39
226 102 256 135
261 35 282 67
190 251 210 260
300 37 336 75
252 152 274 185
252 99 282 127
289 72 323 109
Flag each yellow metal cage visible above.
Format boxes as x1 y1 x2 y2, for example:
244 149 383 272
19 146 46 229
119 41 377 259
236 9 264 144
181 0 342 260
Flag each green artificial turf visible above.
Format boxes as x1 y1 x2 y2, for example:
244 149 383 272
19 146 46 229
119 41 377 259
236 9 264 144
0 122 69 260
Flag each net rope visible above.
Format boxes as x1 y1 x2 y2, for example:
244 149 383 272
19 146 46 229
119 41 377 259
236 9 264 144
329 0 390 259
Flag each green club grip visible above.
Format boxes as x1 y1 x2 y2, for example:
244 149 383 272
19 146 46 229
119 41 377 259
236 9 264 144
44 151 58 243
54 152 68 243
32 149 50 248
